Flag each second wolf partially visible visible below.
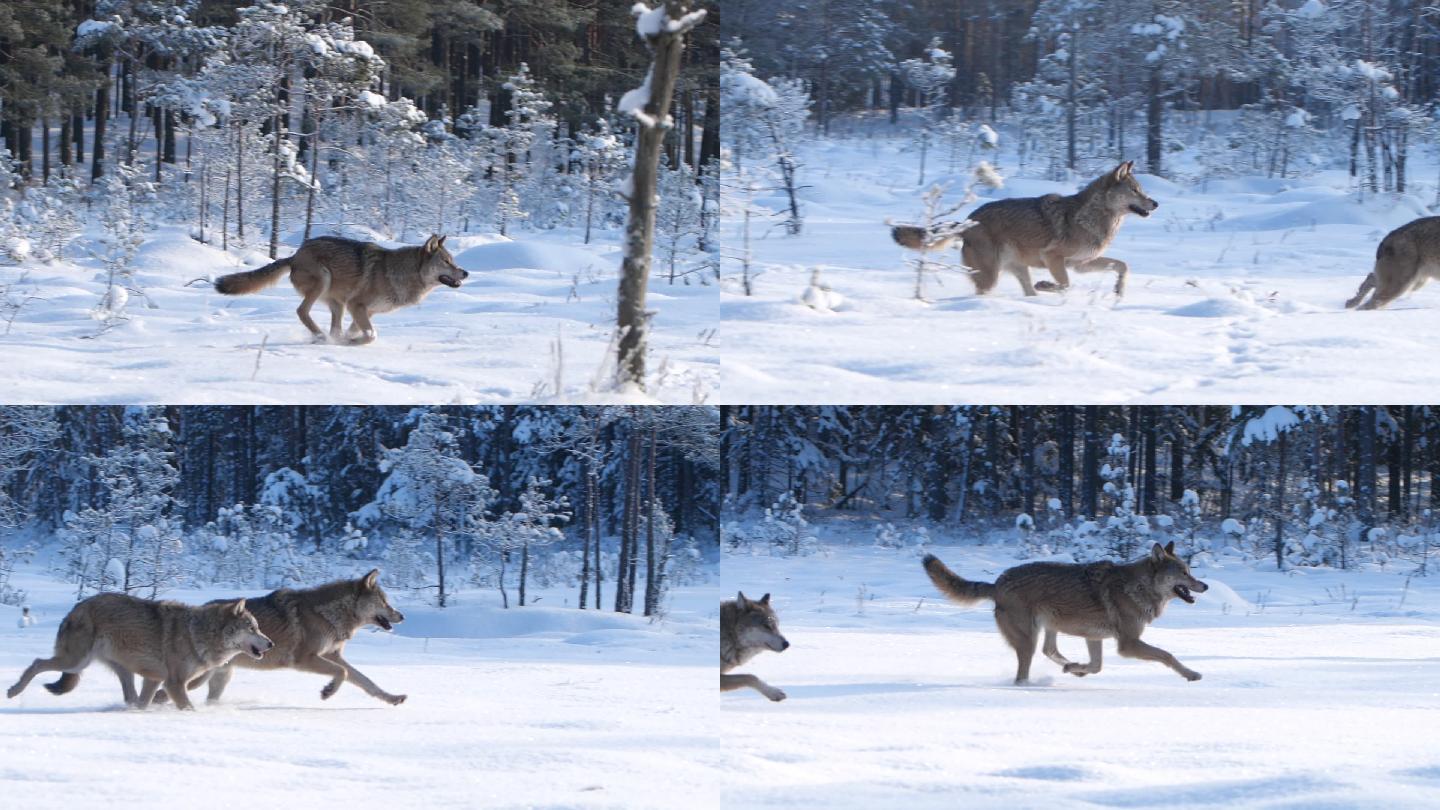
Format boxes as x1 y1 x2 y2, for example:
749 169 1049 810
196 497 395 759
213 234 469 344
1344 216 1440 310
6 593 272 710
720 591 790 701
157 569 408 706
923 542 1208 684
892 161 1157 297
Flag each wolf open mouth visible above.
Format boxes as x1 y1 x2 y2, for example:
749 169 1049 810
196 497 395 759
248 643 267 659
1129 204 1153 217
375 615 394 630
1173 584 1196 604
438 275 461 288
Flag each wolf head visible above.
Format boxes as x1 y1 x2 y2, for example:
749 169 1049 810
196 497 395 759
1103 161 1158 218
420 235 469 289
356 569 406 631
217 599 273 660
1149 542 1208 605
734 591 790 653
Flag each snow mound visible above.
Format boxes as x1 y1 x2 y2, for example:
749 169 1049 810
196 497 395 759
1217 194 1430 232
1166 297 1270 319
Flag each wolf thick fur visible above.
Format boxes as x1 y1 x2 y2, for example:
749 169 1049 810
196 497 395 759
923 541 1208 684
892 161 1157 297
157 569 407 706
6 593 272 710
720 591 790 701
1345 217 1440 310
214 234 469 343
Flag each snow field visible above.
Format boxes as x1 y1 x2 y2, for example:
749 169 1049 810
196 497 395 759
0 570 723 809
0 226 716 404
721 541 1440 808
721 133 1440 404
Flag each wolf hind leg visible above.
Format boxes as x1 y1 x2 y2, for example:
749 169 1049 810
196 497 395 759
135 678 161 709
1359 257 1423 310
346 303 377 345
1345 272 1377 309
9 655 75 698
995 605 1038 684
107 661 138 705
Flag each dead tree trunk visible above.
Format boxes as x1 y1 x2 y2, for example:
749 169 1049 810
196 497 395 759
615 1 706 390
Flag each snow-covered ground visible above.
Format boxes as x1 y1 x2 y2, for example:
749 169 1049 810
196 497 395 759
0 565 721 809
721 530 1440 808
0 226 716 404
721 127 1440 404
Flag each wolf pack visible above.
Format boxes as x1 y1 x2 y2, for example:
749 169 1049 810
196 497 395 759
722 541 1209 701
891 161 1440 310
7 569 407 710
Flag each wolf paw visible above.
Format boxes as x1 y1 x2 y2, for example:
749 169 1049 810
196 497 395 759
320 683 339 700
1183 670 1202 682
386 694 407 706
1034 280 1068 293
763 688 787 702
1063 663 1089 677
6 685 20 699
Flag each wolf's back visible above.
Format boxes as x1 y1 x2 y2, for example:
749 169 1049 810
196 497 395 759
922 554 997 605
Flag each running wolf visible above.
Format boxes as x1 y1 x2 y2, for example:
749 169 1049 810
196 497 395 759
213 234 469 343
922 542 1208 684
6 593 272 710
1344 217 1440 310
156 569 408 706
720 591 790 701
892 161 1158 297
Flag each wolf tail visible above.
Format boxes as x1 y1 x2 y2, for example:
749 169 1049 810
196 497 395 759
215 258 292 295
892 225 931 250
922 554 996 605
43 611 94 695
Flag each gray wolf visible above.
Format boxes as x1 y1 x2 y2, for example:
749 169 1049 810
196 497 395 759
156 569 407 706
720 591 789 701
1345 217 1440 310
6 593 272 710
214 234 469 343
892 161 1157 297
922 542 1207 684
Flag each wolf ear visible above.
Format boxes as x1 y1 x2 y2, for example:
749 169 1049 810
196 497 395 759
1165 540 1176 555
437 235 447 248
1150 543 1167 562
230 599 247 616
758 593 771 605
1114 162 1131 179
362 569 380 591
423 234 440 254
735 591 749 608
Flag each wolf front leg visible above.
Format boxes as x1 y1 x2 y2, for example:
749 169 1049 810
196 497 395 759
1063 639 1104 677
721 673 787 701
1074 256 1129 297
1117 635 1200 681
323 651 407 705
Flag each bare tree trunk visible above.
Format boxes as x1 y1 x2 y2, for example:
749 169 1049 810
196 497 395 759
92 72 110 183
270 111 283 259
615 0 704 390
643 427 659 616
304 110 321 241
